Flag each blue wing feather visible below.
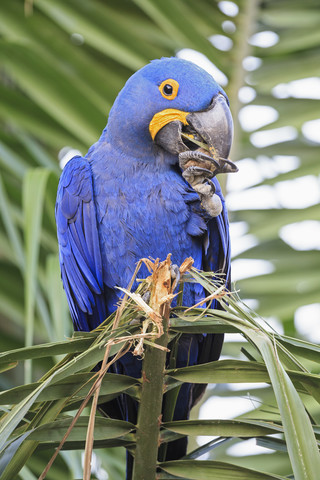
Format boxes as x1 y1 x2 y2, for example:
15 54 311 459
55 156 106 331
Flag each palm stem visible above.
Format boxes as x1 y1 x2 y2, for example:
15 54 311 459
133 257 172 480
132 307 169 480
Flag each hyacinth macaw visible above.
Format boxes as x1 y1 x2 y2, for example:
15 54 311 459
56 57 236 474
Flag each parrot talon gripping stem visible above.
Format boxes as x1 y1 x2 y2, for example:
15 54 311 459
203 177 216 195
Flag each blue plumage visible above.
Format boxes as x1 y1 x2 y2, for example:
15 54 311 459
56 57 233 471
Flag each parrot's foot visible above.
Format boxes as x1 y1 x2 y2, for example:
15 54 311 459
179 150 220 173
179 151 224 217
170 263 180 291
182 165 215 190
179 150 237 177
200 192 222 217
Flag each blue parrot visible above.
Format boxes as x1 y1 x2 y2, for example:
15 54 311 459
56 57 236 476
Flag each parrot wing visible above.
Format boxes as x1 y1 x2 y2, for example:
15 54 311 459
55 156 106 331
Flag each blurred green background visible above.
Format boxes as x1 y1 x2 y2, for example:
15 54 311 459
0 0 319 478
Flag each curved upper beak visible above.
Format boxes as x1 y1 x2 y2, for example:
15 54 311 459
186 94 233 163
153 94 237 174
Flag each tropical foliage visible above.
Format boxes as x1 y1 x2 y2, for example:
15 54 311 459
1 261 320 480
0 0 319 479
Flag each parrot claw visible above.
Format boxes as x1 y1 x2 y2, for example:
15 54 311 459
182 165 214 183
179 150 237 177
202 178 216 195
179 151 223 216
181 164 216 196
218 157 238 173
193 179 215 198
179 150 220 171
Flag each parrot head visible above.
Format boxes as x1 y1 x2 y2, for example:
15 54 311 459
106 57 237 173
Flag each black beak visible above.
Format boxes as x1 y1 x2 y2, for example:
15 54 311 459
187 95 233 164
155 94 237 175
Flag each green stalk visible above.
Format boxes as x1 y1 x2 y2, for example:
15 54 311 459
132 302 170 480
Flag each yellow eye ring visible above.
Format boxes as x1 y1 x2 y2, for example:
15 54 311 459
159 79 179 100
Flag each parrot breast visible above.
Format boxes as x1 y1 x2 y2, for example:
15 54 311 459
89 143 207 312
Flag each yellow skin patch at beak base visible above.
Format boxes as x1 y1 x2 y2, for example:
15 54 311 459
149 109 189 140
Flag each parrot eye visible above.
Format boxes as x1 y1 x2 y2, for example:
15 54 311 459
159 79 179 100
163 84 173 95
